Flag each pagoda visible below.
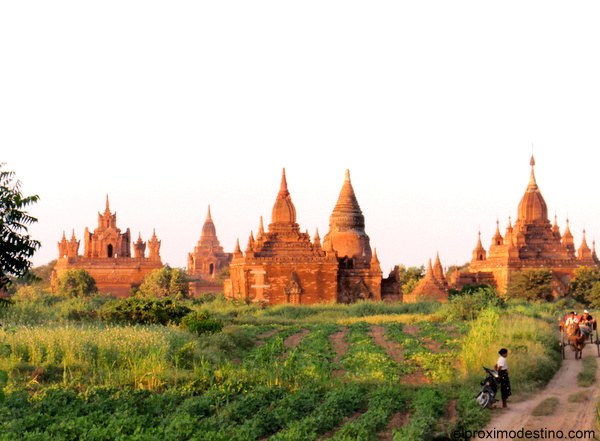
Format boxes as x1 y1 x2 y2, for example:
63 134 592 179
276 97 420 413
187 206 232 296
226 169 339 304
225 169 399 304
405 253 449 302
452 155 599 297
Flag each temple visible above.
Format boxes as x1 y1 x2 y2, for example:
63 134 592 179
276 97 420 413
405 253 449 302
225 169 400 304
51 196 163 297
452 155 600 298
187 206 232 296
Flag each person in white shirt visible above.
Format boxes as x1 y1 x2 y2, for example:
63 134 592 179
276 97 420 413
564 311 578 327
494 348 511 409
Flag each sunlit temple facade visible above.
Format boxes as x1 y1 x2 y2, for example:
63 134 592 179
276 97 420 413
51 197 163 297
225 169 401 304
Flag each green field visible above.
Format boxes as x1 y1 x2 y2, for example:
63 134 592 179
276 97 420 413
0 295 562 440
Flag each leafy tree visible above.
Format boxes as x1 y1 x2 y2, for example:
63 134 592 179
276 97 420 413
397 265 425 295
568 267 600 304
585 282 600 310
137 266 189 298
0 163 40 290
55 269 98 298
505 269 554 301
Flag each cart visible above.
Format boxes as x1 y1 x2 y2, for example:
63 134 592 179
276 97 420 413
559 320 600 359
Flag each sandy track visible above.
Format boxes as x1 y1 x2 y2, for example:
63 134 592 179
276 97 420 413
483 344 600 439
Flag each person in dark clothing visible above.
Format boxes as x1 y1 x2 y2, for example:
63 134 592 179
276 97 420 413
494 348 511 409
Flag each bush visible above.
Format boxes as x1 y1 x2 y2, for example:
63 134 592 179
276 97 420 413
181 311 223 335
100 297 192 325
54 269 98 298
438 286 503 321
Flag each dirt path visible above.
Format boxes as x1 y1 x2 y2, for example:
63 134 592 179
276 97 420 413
483 344 600 439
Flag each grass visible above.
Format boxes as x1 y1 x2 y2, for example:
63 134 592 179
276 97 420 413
0 294 567 440
568 391 590 402
531 397 559 416
460 308 561 392
577 356 597 387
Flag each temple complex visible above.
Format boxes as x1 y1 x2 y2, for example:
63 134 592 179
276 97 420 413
452 155 600 298
51 197 163 297
187 206 232 296
225 169 400 304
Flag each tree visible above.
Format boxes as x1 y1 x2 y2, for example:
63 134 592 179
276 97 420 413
0 163 40 290
397 265 425 295
137 266 189 298
586 282 600 310
505 269 554 301
568 267 600 304
55 269 98 298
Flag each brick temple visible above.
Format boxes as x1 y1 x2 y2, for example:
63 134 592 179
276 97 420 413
449 155 600 298
51 197 163 297
225 169 401 304
187 206 232 296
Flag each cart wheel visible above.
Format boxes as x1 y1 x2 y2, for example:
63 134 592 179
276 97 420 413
596 342 600 357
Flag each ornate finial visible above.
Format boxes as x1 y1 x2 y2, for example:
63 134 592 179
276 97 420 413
206 205 212 221
105 194 110 212
345 169 351 181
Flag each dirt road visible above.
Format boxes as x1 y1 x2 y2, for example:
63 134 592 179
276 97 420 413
482 343 600 440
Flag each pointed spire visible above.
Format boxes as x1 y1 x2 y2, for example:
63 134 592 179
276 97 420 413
278 168 290 198
258 216 265 236
371 247 380 264
578 228 592 260
233 238 243 258
105 194 111 214
271 168 297 227
473 230 487 261
433 252 444 280
492 219 504 246
206 205 212 222
518 154 548 223
246 231 255 253
426 258 434 276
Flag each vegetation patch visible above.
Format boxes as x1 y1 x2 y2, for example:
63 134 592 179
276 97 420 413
531 397 559 416
568 391 590 403
577 356 597 387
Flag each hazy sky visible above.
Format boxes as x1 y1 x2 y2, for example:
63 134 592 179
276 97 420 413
3 2 600 274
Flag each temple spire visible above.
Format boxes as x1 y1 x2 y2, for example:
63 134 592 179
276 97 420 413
278 168 290 198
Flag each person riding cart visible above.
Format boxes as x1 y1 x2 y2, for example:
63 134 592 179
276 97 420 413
579 310 595 337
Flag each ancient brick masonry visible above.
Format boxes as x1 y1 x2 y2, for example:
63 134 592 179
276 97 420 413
51 197 163 297
187 206 232 296
405 253 449 302
452 155 600 298
225 169 400 304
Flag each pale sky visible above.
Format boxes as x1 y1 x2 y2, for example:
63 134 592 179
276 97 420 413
3 2 600 275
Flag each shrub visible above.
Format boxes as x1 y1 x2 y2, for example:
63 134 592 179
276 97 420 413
54 269 98 298
181 311 223 335
100 297 192 325
438 286 503 321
